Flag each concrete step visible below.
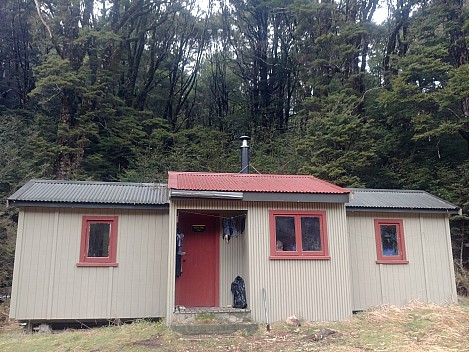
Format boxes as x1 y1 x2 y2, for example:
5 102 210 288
173 307 251 324
171 322 258 335
171 307 257 335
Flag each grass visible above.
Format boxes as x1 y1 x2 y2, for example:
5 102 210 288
194 313 217 323
0 319 176 352
1 299 469 351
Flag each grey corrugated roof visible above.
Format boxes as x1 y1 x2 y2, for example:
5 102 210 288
8 180 169 208
346 188 460 214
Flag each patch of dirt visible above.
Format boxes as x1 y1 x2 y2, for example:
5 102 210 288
168 325 344 352
0 302 20 333
0 320 21 333
134 334 163 348
0 302 9 326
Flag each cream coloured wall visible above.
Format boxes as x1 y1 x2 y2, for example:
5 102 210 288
248 202 351 323
347 212 457 311
10 207 169 321
218 223 247 307
166 199 352 324
12 203 455 324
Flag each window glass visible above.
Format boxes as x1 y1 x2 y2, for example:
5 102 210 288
275 216 296 251
270 211 329 259
380 224 398 256
301 217 321 251
88 223 110 257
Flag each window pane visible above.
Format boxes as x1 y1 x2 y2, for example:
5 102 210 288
275 216 296 251
88 223 110 257
380 225 399 256
301 217 321 251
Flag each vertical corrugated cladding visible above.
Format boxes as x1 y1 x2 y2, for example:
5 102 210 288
51 208 110 319
9 208 25 319
247 202 352 323
11 206 169 321
167 199 352 323
165 200 177 325
14 207 57 319
347 211 452 311
242 212 251 306
111 208 169 319
420 213 457 304
219 229 245 307
347 212 382 310
444 213 458 303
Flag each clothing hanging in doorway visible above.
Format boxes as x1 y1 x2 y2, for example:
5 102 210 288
175 228 184 277
223 218 238 241
223 215 246 242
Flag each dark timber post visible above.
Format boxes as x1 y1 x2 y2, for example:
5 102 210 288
240 136 250 174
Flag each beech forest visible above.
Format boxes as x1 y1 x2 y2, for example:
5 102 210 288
0 0 468 290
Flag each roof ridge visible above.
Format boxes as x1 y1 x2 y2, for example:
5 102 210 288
31 179 167 187
349 188 425 193
170 171 341 179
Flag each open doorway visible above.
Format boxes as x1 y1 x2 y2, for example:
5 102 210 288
175 212 220 307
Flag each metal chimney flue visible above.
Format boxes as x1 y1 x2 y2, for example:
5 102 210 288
240 135 250 174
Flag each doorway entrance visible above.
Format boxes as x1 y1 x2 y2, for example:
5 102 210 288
175 212 219 307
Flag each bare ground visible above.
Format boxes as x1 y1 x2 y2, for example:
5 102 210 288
1 299 469 351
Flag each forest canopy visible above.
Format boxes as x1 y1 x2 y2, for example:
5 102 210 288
0 0 468 288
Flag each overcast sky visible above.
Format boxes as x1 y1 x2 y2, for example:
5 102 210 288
194 0 389 24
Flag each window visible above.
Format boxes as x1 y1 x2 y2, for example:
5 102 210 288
269 210 330 259
374 219 408 264
77 216 118 267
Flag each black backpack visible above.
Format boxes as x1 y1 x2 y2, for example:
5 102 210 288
231 276 247 309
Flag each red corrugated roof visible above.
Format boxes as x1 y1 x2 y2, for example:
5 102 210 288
168 172 349 194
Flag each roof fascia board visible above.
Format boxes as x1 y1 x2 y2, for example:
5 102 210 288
7 201 170 210
346 207 461 215
170 190 243 200
242 192 350 203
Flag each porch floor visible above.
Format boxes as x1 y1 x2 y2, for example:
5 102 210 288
174 306 250 314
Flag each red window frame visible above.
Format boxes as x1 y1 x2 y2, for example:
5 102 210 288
77 216 119 267
374 219 408 264
269 210 330 260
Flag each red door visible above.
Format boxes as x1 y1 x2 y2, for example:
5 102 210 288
175 213 219 307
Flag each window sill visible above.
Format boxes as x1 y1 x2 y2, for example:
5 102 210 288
270 255 331 260
76 262 118 267
376 260 408 265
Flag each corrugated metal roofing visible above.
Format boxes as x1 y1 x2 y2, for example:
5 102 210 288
346 188 460 213
8 180 169 206
9 179 458 213
168 172 349 194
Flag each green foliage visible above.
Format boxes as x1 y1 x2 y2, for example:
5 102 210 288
297 93 378 187
0 109 45 287
383 0 469 147
248 129 303 174
121 126 239 182
0 0 469 289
